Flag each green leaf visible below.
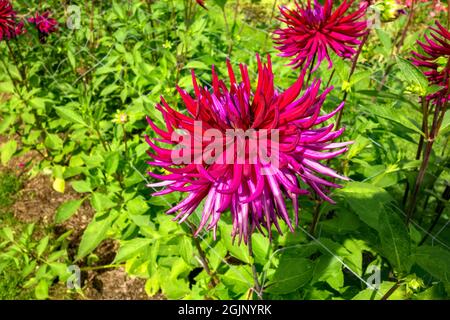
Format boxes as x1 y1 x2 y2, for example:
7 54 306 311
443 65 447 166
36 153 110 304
36 236 49 258
44 133 63 150
159 268 190 299
71 180 92 193
55 199 84 224
1 227 14 241
414 245 450 283
266 257 314 294
337 182 393 230
54 106 87 127
76 211 117 259
312 255 344 291
179 236 194 265
378 210 411 273
184 61 209 70
52 178 66 193
104 151 120 175
35 279 49 300
91 192 117 212
0 114 16 134
114 238 153 263
396 56 429 95
219 224 250 264
127 197 149 215
100 84 119 97
376 29 392 56
213 0 228 9
221 265 253 294
1 140 17 165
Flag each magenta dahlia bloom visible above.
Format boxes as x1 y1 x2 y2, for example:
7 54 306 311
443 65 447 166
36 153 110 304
412 21 450 104
28 11 58 42
145 55 350 243
274 0 368 70
0 0 17 40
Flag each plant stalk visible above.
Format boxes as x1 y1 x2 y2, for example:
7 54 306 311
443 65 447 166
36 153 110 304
248 232 263 300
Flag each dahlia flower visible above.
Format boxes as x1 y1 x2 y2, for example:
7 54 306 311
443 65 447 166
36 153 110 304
274 0 368 70
412 21 450 103
0 0 18 40
28 11 57 42
145 55 350 243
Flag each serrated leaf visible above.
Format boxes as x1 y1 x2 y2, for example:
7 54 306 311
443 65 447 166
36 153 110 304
396 56 428 95
1 140 17 165
127 197 149 215
36 236 49 258
221 265 253 294
378 210 411 273
266 257 314 294
114 238 153 263
76 212 117 259
55 199 84 224
54 106 87 127
338 182 393 230
104 151 120 175
71 180 92 193
91 192 117 212
414 245 450 283
44 133 63 150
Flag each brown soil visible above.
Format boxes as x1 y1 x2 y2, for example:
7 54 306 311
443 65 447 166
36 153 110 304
0 135 153 300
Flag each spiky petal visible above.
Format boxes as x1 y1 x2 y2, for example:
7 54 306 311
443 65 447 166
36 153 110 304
0 0 20 40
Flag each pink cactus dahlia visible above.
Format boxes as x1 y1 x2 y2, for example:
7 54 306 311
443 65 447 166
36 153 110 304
274 0 368 70
412 21 450 104
145 55 350 243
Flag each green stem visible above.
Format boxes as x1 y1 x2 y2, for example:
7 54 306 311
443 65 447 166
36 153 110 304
396 0 416 52
403 98 429 207
335 31 370 129
419 184 450 245
406 99 446 224
80 264 124 271
381 281 402 300
248 231 262 300
187 221 219 287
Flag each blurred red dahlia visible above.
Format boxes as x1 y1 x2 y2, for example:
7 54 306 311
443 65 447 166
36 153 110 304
274 0 368 70
145 55 350 243
0 0 18 40
412 21 450 104
28 11 58 43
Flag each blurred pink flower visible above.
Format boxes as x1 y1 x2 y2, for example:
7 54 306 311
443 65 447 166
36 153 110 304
412 21 450 104
274 0 368 70
28 11 58 42
0 0 24 40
